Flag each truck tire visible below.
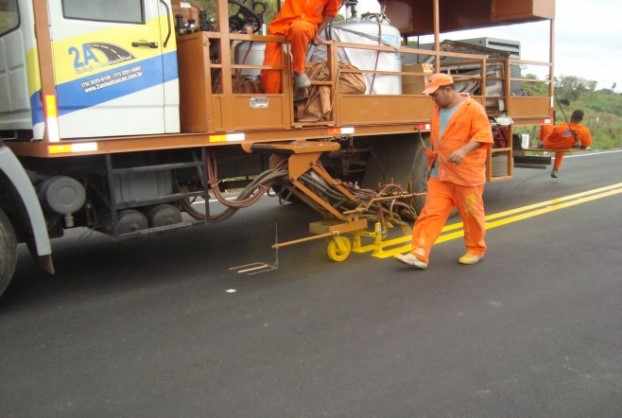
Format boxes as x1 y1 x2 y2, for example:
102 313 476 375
0 208 17 297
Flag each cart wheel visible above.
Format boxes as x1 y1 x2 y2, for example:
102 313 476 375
327 236 352 263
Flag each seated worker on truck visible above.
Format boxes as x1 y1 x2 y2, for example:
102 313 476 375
540 110 593 178
260 0 342 94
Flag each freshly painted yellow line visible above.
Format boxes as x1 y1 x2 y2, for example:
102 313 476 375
375 184 622 259
438 186 622 243
440 181 622 233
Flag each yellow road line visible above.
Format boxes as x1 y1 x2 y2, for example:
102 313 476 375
441 181 622 233
436 186 622 244
374 183 622 259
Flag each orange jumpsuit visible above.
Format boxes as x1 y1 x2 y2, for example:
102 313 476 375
411 98 493 264
540 123 593 171
261 0 341 93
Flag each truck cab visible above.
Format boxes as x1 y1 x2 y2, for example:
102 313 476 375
0 0 180 140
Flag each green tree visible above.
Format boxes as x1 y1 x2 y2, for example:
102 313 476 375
521 73 548 96
556 75 597 102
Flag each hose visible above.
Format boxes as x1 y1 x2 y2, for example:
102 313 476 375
204 152 286 209
300 174 352 203
182 153 287 223
187 150 421 228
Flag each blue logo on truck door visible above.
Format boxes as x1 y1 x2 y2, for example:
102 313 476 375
65 43 144 95
68 43 135 73
28 39 178 125
49 52 176 118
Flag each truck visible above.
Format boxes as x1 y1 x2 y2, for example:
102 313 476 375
0 0 556 296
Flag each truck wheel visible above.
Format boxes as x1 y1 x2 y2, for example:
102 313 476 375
411 144 429 216
0 208 17 297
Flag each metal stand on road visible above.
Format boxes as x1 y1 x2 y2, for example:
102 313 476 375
229 224 280 276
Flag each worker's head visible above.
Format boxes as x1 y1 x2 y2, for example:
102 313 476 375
571 110 584 123
423 73 457 108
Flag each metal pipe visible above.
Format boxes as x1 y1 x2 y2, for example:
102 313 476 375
416 35 420 63
549 18 556 114
110 161 202 174
104 155 119 236
217 0 233 127
272 232 338 249
481 57 487 102
505 56 512 116
433 0 441 73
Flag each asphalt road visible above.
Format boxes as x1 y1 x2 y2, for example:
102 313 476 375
2 150 622 418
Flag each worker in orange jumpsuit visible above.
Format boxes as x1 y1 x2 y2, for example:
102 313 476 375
396 74 493 270
540 110 592 178
260 0 342 94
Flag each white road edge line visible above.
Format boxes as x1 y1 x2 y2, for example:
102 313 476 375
566 149 622 159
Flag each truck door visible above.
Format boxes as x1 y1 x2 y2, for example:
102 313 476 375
0 0 32 133
48 0 179 139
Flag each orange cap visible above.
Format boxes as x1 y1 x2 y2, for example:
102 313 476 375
422 73 454 95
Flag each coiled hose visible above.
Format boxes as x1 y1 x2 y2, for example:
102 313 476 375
182 153 287 223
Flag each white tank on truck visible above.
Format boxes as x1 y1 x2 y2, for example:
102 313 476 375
310 14 403 95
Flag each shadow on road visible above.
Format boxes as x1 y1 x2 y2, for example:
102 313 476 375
1 200 318 311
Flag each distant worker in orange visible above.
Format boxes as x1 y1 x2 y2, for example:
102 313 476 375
540 110 592 178
261 0 342 94
396 74 493 270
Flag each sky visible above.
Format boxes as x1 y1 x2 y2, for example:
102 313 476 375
353 0 621 91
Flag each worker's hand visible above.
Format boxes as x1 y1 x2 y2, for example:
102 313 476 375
313 35 330 46
448 148 468 165
424 147 436 159
425 148 437 168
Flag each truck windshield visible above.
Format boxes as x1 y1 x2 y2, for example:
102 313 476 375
0 0 19 36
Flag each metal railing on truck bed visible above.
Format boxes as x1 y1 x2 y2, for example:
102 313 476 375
6 0 554 161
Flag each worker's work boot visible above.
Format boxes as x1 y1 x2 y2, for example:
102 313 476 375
550 169 559 179
395 253 428 270
294 73 311 89
458 253 484 265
